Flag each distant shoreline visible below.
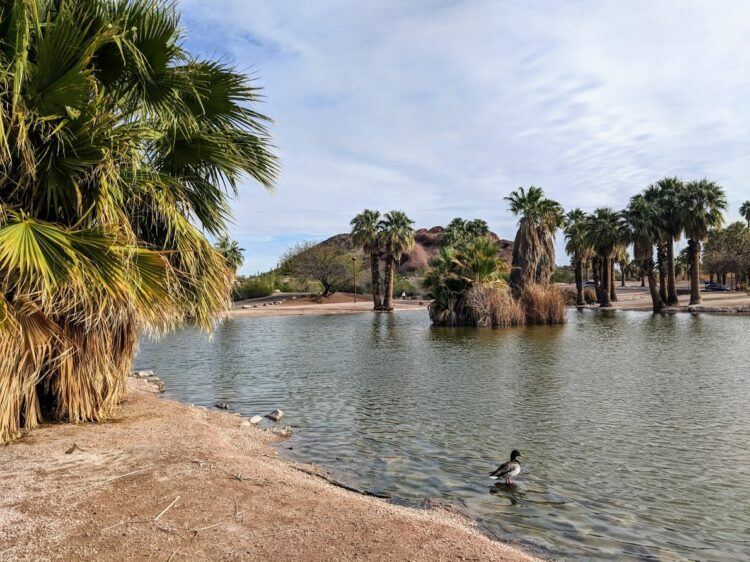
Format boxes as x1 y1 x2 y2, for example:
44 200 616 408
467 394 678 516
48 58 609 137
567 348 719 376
229 293 428 318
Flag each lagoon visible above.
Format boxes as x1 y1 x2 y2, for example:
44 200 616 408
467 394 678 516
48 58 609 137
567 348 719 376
136 309 750 560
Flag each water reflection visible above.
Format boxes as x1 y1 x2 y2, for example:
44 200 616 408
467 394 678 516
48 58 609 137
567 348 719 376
136 309 750 560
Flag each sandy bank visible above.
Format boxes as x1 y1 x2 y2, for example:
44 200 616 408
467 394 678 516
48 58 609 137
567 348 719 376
0 379 538 561
563 282 750 314
230 295 428 318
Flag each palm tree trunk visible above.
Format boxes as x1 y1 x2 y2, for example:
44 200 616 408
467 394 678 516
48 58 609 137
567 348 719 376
609 259 617 302
383 255 395 311
600 256 611 307
643 255 665 312
592 255 602 303
620 261 626 287
666 238 679 305
370 253 383 310
574 257 584 306
689 239 702 305
641 274 645 287
657 242 667 304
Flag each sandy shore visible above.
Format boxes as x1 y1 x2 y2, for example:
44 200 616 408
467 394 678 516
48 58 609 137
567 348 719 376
230 294 428 318
577 283 750 313
0 379 538 561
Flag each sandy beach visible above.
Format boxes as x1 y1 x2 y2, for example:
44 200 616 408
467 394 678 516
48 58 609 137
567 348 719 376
230 293 429 318
580 283 750 313
0 378 538 561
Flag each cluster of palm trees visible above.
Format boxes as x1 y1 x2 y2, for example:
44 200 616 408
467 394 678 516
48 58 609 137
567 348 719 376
565 178 727 311
0 0 277 444
349 210 415 310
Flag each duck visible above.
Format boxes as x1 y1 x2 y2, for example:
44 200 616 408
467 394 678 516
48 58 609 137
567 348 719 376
489 449 522 484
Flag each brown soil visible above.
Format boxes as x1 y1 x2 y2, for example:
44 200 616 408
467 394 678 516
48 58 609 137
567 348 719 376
0 379 538 561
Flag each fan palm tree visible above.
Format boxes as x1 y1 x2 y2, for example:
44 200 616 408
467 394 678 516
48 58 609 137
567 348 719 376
564 209 591 306
740 201 750 227
379 211 415 311
505 186 564 293
350 209 383 310
644 185 668 303
582 208 625 307
653 178 684 305
613 246 629 289
679 180 727 304
624 195 665 312
215 236 245 272
0 0 278 443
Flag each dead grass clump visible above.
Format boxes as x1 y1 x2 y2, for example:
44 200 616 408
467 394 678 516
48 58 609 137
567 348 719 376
583 288 597 304
520 284 567 324
466 285 526 328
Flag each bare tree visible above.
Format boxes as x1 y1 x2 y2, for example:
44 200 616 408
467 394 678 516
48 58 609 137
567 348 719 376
281 241 358 297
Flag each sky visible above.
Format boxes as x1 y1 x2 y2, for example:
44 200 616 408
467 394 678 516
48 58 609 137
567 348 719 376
179 0 750 274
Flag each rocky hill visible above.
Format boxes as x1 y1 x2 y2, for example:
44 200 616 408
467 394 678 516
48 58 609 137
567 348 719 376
322 226 513 273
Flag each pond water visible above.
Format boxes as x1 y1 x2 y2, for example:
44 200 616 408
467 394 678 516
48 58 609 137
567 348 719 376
136 309 750 560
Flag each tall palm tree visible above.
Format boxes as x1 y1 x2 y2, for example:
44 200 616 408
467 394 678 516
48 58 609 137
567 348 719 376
215 236 245 272
624 195 665 312
654 178 684 305
505 186 564 293
582 208 625 307
0 0 277 444
644 185 668 304
564 209 590 306
350 209 383 310
379 211 415 311
740 201 750 227
679 180 727 304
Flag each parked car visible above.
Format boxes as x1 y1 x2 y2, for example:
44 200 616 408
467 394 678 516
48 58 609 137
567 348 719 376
583 280 596 288
703 283 730 291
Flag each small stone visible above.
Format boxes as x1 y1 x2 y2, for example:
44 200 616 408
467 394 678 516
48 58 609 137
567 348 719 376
265 409 284 421
214 402 229 410
249 415 263 424
271 425 293 437
132 369 154 379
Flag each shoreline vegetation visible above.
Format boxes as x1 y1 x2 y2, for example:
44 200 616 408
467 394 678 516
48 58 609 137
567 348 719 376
1 378 539 562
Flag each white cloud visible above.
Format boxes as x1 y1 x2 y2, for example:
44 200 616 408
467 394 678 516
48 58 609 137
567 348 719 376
180 0 750 272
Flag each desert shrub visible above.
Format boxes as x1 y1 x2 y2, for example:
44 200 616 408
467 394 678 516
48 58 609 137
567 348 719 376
234 275 276 300
520 284 567 324
583 287 597 304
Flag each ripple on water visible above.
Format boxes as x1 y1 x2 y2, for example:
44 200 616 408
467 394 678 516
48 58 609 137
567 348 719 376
136 310 750 560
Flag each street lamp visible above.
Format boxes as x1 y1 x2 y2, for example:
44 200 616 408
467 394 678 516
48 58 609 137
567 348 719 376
352 256 357 303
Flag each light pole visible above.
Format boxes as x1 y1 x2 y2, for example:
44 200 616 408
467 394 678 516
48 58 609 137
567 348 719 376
352 256 357 303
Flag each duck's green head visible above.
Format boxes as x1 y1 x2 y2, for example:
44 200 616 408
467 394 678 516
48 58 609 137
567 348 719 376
510 449 522 461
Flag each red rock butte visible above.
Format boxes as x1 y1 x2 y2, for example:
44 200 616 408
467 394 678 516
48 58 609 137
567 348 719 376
321 226 514 273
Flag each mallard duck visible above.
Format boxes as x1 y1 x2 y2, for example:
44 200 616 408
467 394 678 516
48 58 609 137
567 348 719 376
489 449 522 484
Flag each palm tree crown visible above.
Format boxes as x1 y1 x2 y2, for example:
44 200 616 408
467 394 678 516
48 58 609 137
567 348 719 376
0 0 277 443
215 236 245 271
679 180 727 241
739 201 750 227
379 211 416 259
350 209 381 253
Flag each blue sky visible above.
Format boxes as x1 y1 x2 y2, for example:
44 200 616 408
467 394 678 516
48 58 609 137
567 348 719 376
180 0 750 274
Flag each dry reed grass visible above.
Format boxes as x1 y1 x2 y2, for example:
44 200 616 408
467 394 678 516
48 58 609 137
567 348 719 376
519 284 567 324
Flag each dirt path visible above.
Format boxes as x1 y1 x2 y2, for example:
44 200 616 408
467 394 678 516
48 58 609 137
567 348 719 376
0 379 538 561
